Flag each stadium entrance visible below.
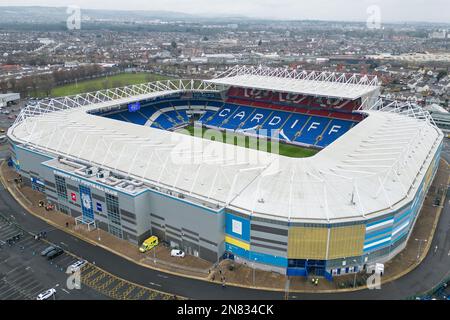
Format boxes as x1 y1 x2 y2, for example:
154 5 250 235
287 259 327 277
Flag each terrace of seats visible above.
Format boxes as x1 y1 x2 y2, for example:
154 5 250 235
100 95 361 149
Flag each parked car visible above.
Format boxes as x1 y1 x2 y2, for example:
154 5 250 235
66 260 87 274
46 247 64 260
40 245 56 256
170 249 185 258
36 288 56 300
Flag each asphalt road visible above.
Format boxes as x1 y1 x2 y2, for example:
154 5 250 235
0 141 448 300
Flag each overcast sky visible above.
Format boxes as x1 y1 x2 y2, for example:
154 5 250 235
0 0 449 23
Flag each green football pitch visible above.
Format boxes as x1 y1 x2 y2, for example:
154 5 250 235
177 125 318 158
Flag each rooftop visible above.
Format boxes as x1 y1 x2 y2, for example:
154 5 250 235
205 65 381 100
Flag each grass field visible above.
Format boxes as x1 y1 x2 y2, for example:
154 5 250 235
44 73 171 97
179 125 318 158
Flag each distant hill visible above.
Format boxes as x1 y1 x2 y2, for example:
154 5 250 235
0 6 249 24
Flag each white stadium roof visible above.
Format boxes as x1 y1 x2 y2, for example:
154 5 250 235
8 77 443 224
205 65 380 100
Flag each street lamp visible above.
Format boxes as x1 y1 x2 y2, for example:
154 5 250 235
352 259 358 288
252 258 258 286
415 238 427 261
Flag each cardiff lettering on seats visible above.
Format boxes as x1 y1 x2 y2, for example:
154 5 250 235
328 125 342 135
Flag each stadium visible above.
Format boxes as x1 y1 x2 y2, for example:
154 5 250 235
6 66 443 278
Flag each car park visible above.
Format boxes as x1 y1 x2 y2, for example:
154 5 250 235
170 249 185 258
36 288 56 300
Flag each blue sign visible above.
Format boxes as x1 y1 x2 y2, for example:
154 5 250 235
96 202 103 212
79 185 94 222
31 177 45 186
128 101 141 112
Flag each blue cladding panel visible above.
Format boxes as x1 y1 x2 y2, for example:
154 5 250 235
225 244 287 268
287 268 307 276
225 213 250 242
248 251 287 267
225 243 249 259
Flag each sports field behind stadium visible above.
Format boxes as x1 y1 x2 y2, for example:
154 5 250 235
34 73 172 98
178 125 318 158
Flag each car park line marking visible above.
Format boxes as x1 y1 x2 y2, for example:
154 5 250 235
0 256 14 266
0 283 23 299
8 273 34 286
1 290 21 300
2 265 23 276
24 283 44 295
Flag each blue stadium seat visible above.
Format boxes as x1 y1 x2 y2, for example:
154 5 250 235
206 101 224 108
316 119 355 147
188 100 209 106
221 106 255 129
205 104 240 127
258 110 291 139
106 113 125 121
198 110 216 123
139 106 159 118
280 114 311 142
294 116 331 145
239 108 273 130
177 109 190 122
171 100 190 107
152 114 175 129
122 112 148 125
163 110 185 124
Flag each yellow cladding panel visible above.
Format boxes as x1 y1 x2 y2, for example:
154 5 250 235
225 235 250 251
288 227 328 259
327 225 365 259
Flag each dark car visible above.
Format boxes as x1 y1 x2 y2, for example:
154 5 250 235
40 245 56 256
46 247 64 260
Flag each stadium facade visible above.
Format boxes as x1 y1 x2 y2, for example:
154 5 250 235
7 66 443 277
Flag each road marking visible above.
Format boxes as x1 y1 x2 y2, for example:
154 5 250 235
157 274 169 279
148 282 162 287
62 288 70 294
